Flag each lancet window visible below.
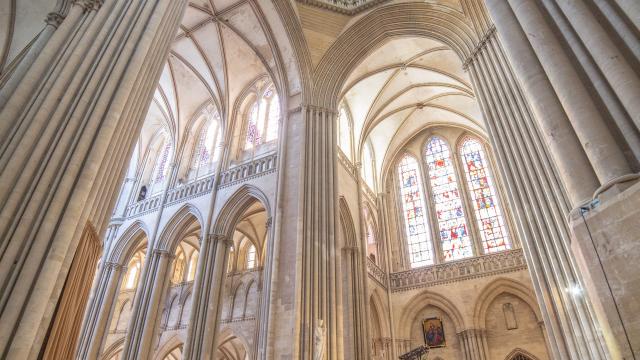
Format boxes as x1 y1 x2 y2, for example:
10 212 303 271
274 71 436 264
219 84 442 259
397 135 512 268
397 154 433 268
337 104 354 160
425 137 472 261
246 245 257 269
190 111 222 179
244 83 280 150
362 140 376 191
124 249 145 289
460 138 510 253
149 137 172 195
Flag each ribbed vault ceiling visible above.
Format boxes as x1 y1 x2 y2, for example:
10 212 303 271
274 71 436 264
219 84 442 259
140 0 285 151
340 37 485 181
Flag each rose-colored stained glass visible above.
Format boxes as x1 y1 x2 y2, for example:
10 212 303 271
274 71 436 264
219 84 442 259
398 154 433 267
460 138 510 253
425 137 473 261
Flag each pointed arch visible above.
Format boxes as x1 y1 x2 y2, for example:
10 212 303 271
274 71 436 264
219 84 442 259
107 220 150 264
504 348 541 360
473 278 542 329
211 184 271 239
156 203 204 253
397 289 465 337
338 196 357 248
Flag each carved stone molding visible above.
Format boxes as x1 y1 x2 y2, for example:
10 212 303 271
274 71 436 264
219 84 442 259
74 0 104 12
297 0 390 15
45 12 65 28
389 249 527 292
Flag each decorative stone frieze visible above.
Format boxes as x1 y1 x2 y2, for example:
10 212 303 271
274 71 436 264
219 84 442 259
389 249 527 292
297 0 389 15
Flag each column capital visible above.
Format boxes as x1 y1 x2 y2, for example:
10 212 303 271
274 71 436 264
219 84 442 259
302 104 338 116
265 217 273 229
45 12 65 28
74 0 104 12
153 248 175 259
207 233 233 248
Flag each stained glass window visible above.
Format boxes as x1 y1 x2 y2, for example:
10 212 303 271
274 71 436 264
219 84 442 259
338 106 353 160
398 154 433 267
460 138 510 254
192 114 222 179
425 137 473 261
244 84 280 149
154 140 171 184
246 245 256 269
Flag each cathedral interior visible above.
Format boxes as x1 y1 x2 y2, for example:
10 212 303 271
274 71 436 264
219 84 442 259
0 0 639 359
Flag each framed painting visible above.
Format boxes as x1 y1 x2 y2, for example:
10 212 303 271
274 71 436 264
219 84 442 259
422 317 446 348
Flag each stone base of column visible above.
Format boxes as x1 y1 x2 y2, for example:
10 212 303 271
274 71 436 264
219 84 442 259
569 181 640 359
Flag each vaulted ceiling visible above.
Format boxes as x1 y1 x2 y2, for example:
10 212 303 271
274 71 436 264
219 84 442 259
340 36 485 182
140 0 294 155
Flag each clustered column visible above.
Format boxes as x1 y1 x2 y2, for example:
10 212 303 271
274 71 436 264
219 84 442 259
465 26 607 360
0 0 188 358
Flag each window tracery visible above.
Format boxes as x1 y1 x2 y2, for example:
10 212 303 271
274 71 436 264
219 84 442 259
150 138 172 194
337 105 353 160
246 245 256 269
397 154 433 268
190 111 222 179
244 84 280 150
460 138 510 254
425 137 472 261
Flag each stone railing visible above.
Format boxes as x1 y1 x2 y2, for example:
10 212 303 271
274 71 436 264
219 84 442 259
165 174 215 206
125 193 163 218
367 257 387 289
218 153 277 188
361 181 377 202
389 249 527 292
337 148 357 179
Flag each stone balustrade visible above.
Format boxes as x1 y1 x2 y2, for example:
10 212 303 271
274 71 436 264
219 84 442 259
125 193 163 218
367 257 387 289
389 249 527 292
218 153 277 188
165 174 215 206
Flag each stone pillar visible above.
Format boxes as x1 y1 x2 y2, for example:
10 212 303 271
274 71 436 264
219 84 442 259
75 262 125 359
507 0 631 185
352 165 371 360
484 0 598 207
551 0 640 130
458 329 488 360
121 249 173 360
183 234 231 360
296 105 342 359
465 27 609 359
376 193 398 360
0 0 188 357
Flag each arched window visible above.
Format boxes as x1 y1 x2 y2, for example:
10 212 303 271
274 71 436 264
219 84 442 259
425 137 473 261
337 105 353 160
227 246 235 273
171 247 185 284
244 84 280 149
398 154 433 267
150 138 172 194
246 245 257 269
125 249 145 289
362 140 376 190
364 207 378 263
187 250 198 281
191 112 222 179
460 138 510 254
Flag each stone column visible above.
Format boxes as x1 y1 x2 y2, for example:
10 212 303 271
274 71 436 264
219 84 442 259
121 249 173 360
296 105 342 359
183 234 232 360
353 164 371 360
507 0 631 185
551 0 640 130
376 193 398 360
458 329 488 360
466 28 609 359
484 0 599 207
0 0 188 357
75 262 125 360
